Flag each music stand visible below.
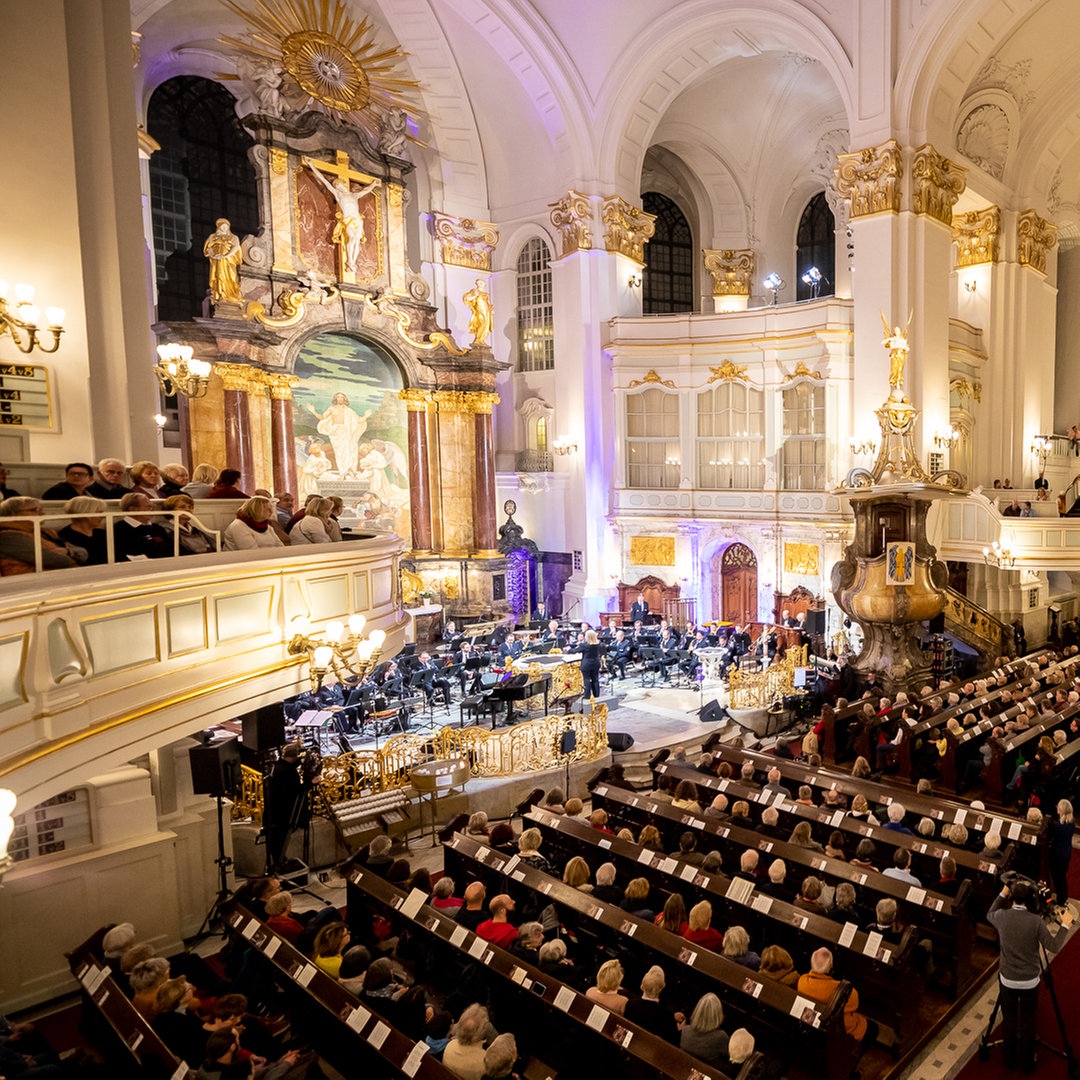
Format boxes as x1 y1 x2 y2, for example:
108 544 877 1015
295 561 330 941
295 709 336 754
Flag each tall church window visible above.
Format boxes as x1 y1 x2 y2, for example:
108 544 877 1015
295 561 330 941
517 238 554 371
795 193 835 301
642 192 693 314
781 382 825 489
148 77 259 322
626 389 680 488
697 382 765 489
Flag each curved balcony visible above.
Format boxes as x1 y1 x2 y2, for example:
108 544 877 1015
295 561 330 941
0 533 405 807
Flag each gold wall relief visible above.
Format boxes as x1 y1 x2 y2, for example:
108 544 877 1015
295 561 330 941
387 184 403 208
952 205 1000 268
703 248 754 297
782 361 823 382
630 536 676 566
784 541 820 576
601 195 656 263
548 190 592 257
911 144 966 226
834 139 903 218
431 211 499 271
269 147 289 175
627 370 675 388
1017 209 1057 274
707 359 752 384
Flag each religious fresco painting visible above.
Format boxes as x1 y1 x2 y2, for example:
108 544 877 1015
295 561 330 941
292 331 410 542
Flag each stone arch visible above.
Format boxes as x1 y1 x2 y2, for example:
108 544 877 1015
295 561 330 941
597 2 855 196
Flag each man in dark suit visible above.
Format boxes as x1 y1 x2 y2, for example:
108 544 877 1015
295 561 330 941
531 600 550 624
657 628 680 681
497 633 522 663
624 965 679 1043
781 608 798 628
629 593 649 624
608 630 633 679
418 652 452 705
729 624 752 661
540 619 564 648
266 742 314 872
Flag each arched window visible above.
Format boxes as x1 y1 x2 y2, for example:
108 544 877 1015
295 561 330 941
795 193 835 301
781 381 826 490
697 382 765 489
626 388 680 488
516 238 554 371
148 77 259 322
642 192 694 314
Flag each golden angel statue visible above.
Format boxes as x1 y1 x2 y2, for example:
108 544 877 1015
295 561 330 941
203 219 244 306
303 158 381 274
880 311 913 390
463 278 494 347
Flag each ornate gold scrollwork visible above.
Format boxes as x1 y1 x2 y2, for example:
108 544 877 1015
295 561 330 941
629 536 676 566
911 144 966 225
244 280 340 329
702 249 754 297
398 388 431 412
264 372 300 400
707 360 752 384
214 361 259 394
952 206 1000 268
429 390 500 415
601 195 656 263
363 293 467 356
834 139 903 218
269 147 289 175
1017 209 1057 274
431 212 500 271
782 361 823 382
729 646 809 710
628 370 675 388
548 190 592 256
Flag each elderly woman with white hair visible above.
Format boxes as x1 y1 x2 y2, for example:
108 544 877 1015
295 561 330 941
516 827 551 873
443 1003 496 1080
59 495 109 564
679 992 729 1065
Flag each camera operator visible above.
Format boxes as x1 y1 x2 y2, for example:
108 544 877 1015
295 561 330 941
265 742 322 873
987 878 1065 1072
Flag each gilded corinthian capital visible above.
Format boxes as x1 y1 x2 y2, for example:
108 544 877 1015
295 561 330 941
952 206 1000 268
431 211 499 271
1017 210 1057 274
703 249 754 297
834 139 903 218
264 372 300 400
548 190 592 256
912 145 966 225
398 388 431 412
215 362 259 393
602 195 656 263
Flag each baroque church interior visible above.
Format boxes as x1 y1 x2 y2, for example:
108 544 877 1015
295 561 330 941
3 0 1080 1074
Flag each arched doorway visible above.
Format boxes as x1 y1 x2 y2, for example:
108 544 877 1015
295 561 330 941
711 543 758 624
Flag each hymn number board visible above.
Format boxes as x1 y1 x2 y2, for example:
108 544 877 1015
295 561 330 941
9 788 92 864
0 362 53 430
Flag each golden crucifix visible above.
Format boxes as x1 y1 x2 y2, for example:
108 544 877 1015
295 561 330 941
303 151 381 279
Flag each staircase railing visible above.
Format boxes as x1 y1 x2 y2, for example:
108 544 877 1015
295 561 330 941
941 586 1010 659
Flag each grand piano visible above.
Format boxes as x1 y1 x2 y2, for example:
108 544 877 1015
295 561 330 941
485 672 552 729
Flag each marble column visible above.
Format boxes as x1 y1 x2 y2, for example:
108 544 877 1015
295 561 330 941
217 363 256 495
400 389 433 553
266 373 300 497
471 392 500 556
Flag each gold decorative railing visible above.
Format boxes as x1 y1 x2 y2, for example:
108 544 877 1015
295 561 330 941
728 646 809 710
942 587 1009 658
231 706 609 821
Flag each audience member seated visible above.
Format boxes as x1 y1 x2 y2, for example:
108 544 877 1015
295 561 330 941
671 779 703 814
509 921 545 964
585 958 628 1015
624 965 679 1043
537 938 578 986
443 1003 495 1080
360 958 426 1038
162 494 217 555
183 463 218 499
0 496 80 574
541 787 566 814
795 876 825 914
274 492 296 528
481 1033 518 1080
466 811 490 837
128 460 164 500
264 892 304 945
672 830 706 865
788 821 825 852
883 847 921 886
562 856 592 892
114 492 173 559
431 876 463 913
476 893 518 948
455 882 488 931
639 824 665 852
207 468 248 499
656 892 689 936
159 464 190 498
592 862 621 904
290 496 335 544
311 921 350 978
58 496 109 564
619 876 655 920
41 461 95 501
798 947 876 1047
679 992 729 1066
130 956 170 1019
86 457 128 499
223 496 285 551
721 925 761 970
365 834 394 877
152 977 206 1065
0 461 19 499
882 802 913 834
759 858 787 898
759 945 800 988
683 900 724 950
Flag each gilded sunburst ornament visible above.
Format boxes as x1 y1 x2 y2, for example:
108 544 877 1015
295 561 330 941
219 0 423 126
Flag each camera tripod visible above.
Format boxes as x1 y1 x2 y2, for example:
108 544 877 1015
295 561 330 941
979 941 1078 1078
190 793 234 943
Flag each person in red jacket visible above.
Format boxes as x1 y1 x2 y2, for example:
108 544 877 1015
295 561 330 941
476 894 519 949
682 900 724 951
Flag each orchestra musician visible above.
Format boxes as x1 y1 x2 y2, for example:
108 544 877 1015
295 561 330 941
540 619 564 648
781 608 798 628
417 651 452 706
630 592 650 624
532 599 551 624
658 626 681 682
497 632 523 663
608 629 633 679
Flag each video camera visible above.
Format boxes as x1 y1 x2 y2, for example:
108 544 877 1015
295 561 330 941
1000 870 1053 917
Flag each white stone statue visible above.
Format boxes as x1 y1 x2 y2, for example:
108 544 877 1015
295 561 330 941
303 157 381 274
378 106 409 158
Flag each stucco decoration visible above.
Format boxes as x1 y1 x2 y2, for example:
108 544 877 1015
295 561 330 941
956 104 1010 180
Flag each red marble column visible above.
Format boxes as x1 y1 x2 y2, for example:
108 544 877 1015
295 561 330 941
472 394 499 555
268 374 299 497
219 364 255 495
400 389 432 553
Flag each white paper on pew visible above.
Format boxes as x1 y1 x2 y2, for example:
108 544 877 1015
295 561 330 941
630 797 640 807
618 1027 634 1047
907 887 927 905
691 818 707 830
89 967 109 994
399 889 427 920
680 863 698 881
170 1064 190 1080
988 817 1002 837
594 785 609 796
718 779 730 791
476 846 491 862
230 911 245 929
760 842 773 853
512 870 527 882
751 894 773 915
637 850 653 864
790 994 817 1021
297 964 317 987
367 1021 390 1050
1008 822 1022 840
79 965 100 991
807 775 818 785
129 1033 142 1052
450 926 468 948
539 882 552 895
954 809 967 825
660 858 678 875
510 966 528 985
585 1005 608 1031
755 791 770 804
831 811 844 827
726 877 754 904
838 922 858 949
864 931 883 957
554 986 575 1012
402 1041 430 1078
502 855 520 873
242 918 258 939
598 838 612 849
264 937 281 958
468 937 488 959
346 1005 370 1032
94 989 109 1006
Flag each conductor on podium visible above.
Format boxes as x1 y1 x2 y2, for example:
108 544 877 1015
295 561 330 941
630 593 650 624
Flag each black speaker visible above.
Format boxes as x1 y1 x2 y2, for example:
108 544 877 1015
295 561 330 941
241 704 286 752
928 612 946 634
699 699 726 725
806 609 826 635
189 737 241 796
607 732 635 752
560 731 577 754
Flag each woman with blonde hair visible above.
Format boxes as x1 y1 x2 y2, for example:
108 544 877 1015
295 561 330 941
311 921 350 978
638 824 664 852
562 856 592 891
788 820 824 852
182 463 218 499
721 925 760 970
580 627 603 699
290 496 335 544
517 827 551 872
586 959 628 1014
683 900 724 950
1049 799 1075 907
224 495 284 550
128 460 163 499
59 495 108 564
161 494 217 555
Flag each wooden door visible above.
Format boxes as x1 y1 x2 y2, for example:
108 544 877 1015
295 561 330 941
711 543 758 623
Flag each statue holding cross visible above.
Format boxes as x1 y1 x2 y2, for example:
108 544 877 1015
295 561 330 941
303 153 381 276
